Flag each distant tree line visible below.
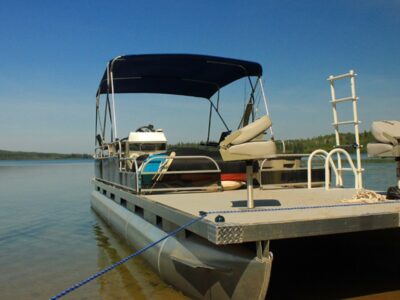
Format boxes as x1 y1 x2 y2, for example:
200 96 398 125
169 131 375 154
0 131 375 160
0 150 92 160
281 131 374 154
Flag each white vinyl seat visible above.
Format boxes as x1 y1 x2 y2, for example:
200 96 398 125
367 143 398 157
219 115 276 161
367 120 400 158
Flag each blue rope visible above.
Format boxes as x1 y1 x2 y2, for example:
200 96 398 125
207 200 399 215
50 214 206 300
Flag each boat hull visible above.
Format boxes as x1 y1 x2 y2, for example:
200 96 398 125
91 190 273 299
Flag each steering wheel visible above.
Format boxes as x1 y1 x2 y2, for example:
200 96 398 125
136 124 155 132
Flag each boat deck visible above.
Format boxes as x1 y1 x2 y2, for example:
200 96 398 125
95 180 400 245
144 188 400 244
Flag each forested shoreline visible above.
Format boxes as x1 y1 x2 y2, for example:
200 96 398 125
0 150 92 160
171 131 376 154
282 131 375 154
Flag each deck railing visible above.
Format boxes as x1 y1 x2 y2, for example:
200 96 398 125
140 155 221 193
95 154 221 194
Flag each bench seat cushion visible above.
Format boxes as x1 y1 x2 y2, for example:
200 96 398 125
367 143 399 157
371 120 400 144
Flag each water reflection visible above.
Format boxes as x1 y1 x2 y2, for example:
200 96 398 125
92 214 187 300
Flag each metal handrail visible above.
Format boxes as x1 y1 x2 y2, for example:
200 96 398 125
139 155 221 194
325 148 361 190
258 154 311 189
94 144 112 158
140 155 221 174
307 149 339 189
118 157 139 191
94 177 137 194
96 154 222 194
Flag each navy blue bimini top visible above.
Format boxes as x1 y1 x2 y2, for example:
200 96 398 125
97 54 262 99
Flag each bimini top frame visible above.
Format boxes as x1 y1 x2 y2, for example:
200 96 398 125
95 54 272 145
96 54 262 98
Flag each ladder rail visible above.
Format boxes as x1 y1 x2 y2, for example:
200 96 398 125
350 71 363 188
329 77 343 186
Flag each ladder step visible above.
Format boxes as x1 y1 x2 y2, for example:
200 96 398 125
337 168 364 172
328 71 355 81
337 168 354 172
333 120 360 126
330 96 357 104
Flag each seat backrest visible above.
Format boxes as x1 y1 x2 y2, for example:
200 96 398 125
230 115 272 145
372 120 400 144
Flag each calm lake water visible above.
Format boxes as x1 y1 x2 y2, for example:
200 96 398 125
0 160 398 299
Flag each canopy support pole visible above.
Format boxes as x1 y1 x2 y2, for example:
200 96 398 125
259 79 274 138
207 98 230 131
110 58 121 141
206 101 213 144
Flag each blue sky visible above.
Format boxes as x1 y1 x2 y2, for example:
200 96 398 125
0 0 399 153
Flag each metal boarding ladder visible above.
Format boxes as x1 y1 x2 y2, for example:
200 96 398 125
328 70 363 189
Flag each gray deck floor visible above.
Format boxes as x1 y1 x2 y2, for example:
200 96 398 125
144 188 400 243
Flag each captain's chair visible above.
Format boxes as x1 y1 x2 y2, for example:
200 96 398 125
367 120 400 158
219 115 276 161
219 115 276 208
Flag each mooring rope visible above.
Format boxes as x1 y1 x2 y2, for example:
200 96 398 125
342 189 386 203
50 199 399 299
207 199 399 215
50 213 206 300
